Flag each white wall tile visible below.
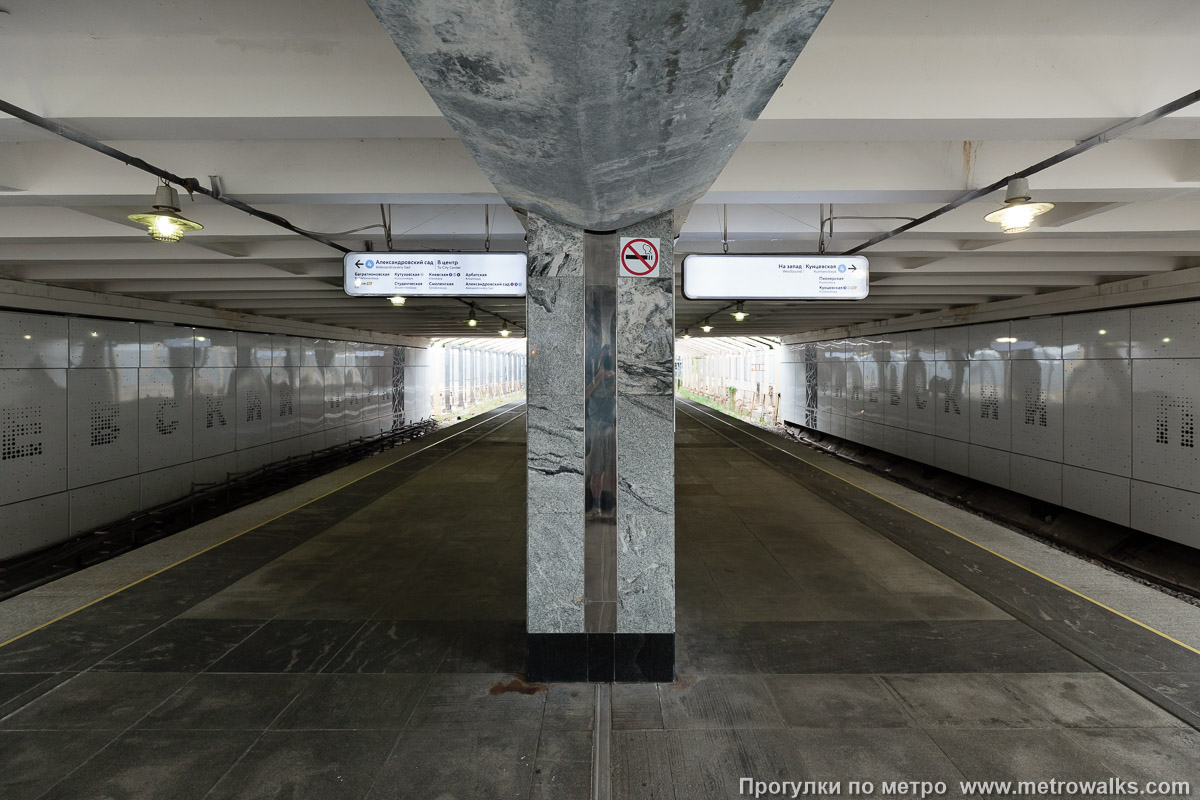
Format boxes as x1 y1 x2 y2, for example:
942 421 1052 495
934 326 968 360
69 318 139 368
1063 308 1130 360
1010 316 1063 361
1132 358 1200 492
968 321 1011 360
194 452 238 485
935 436 969 476
270 366 301 441
0 493 70 559
883 424 907 458
194 367 237 458
193 328 238 368
1131 301 1200 359
935 361 970 442
1063 465 1130 527
1011 454 1062 505
1010 359 1063 462
140 463 195 509
235 366 272 449
69 475 140 534
968 444 1010 489
237 331 275 368
140 324 194 368
1064 358 1131 476
882 360 907 429
0 311 68 368
969 360 1010 450
907 329 936 362
1131 480 1200 548
906 358 936 435
138 367 193 470
67 368 139 488
0 368 67 504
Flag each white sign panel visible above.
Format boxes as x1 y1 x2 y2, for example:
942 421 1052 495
343 252 527 297
681 254 869 300
619 237 661 278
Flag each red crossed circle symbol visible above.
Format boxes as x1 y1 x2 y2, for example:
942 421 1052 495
621 238 659 276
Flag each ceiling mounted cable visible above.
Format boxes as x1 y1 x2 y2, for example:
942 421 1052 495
0 97 354 254
722 203 729 254
840 88 1200 256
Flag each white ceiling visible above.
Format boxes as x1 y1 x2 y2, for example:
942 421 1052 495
1 0 1199 337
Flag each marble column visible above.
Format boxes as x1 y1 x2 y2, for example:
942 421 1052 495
525 212 675 682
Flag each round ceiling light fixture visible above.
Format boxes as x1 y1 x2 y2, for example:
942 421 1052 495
128 182 203 243
983 178 1054 234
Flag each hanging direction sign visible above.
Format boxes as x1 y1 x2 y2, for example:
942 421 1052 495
681 255 869 300
343 252 527 297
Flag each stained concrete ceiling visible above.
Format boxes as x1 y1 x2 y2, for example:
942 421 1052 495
1 0 1200 338
364 0 834 230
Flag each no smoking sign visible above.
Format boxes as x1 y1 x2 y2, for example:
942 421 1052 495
619 237 661 278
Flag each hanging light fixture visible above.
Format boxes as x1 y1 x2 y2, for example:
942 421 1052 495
127 181 203 243
388 296 406 306
499 321 511 337
681 329 691 340
983 178 1054 234
466 307 478 327
731 301 748 322
700 319 713 333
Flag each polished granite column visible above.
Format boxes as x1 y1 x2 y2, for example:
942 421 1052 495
525 212 675 682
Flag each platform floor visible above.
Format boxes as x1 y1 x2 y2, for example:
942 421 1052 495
1 400 1198 799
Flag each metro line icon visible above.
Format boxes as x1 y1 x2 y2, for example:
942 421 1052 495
619 237 661 277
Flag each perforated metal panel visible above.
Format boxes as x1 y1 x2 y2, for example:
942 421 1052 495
906 357 935 435
272 335 302 369
1063 357 1131 476
845 359 865 418
969 360 1010 450
882 360 906 429
906 430 935 465
138 367 193 470
1011 317 1063 361
194 328 238 368
235 366 272 450
0 493 70 560
236 443 273 473
934 326 968 361
861 361 882 423
1132 359 1200 492
0 311 68 368
299 365 325 434
1011 454 1062 505
69 475 140 534
194 452 238 486
1010 360 1063 462
67 368 139 488
270 366 301 441
0 368 67 504
883 424 907 457
271 436 305 462
861 420 884 450
140 324 194 368
69 318 139 368
968 444 1010 489
1063 308 1130 360
193 367 237 459
140 463 195 509
831 361 847 417
935 436 969 475
1131 480 1200 548
1063 465 1130 526
325 365 345 428
968 321 1011 360
843 415 862 444
935 361 970 442
237 332 275 368
1131 301 1200 359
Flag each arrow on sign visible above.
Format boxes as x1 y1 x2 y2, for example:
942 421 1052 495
355 260 364 267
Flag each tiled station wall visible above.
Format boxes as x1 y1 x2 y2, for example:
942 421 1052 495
0 310 433 560
778 302 1200 549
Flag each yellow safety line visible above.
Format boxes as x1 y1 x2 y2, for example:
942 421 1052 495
0 407 526 650
681 400 1200 658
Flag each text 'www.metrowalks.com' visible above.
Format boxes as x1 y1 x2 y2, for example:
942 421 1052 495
739 777 1192 798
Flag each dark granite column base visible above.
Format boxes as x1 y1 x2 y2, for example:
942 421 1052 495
526 633 674 682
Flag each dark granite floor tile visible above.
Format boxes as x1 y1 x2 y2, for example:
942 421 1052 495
321 620 454 673
439 620 526 673
205 729 398 800
928 620 1095 673
612 683 665 730
93 619 265 673
406 673 546 729
764 674 916 729
136 673 310 730
0 672 58 707
0 618 163 673
929 729 1118 795
659 675 784 730
1063 728 1200 788
675 622 756 674
740 621 939 674
997 673 1188 728
272 673 429 730
207 619 365 673
0 672 193 730
542 683 595 732
613 729 806 800
790 728 969 799
36 728 259 800
1131 672 1200 717
881 674 1053 729
530 729 592 800
0 730 118 800
366 724 540 799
